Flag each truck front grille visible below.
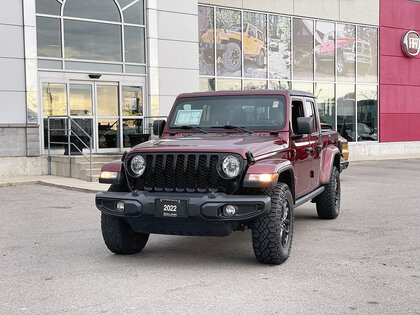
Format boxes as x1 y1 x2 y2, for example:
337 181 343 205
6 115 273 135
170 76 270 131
126 152 244 193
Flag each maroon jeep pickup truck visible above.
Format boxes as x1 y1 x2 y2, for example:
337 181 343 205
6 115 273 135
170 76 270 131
96 90 342 264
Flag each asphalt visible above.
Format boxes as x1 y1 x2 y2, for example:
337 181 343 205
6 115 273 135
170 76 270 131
0 159 419 314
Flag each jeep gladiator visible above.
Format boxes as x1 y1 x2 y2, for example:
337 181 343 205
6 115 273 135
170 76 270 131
96 90 342 264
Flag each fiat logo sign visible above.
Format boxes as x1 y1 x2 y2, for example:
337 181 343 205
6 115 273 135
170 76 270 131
402 31 420 57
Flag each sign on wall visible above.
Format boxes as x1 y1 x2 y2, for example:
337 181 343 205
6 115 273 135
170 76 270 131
401 31 420 57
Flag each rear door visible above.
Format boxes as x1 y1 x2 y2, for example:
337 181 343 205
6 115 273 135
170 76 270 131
291 98 313 198
304 98 322 188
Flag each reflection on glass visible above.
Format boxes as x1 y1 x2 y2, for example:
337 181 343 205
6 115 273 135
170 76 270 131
119 0 136 8
38 59 62 69
97 85 118 116
36 0 61 15
123 119 148 147
269 81 292 90
293 82 313 94
42 83 67 116
124 26 145 63
357 26 378 83
337 84 356 142
269 15 291 80
63 0 121 22
243 12 267 78
244 80 267 90
65 61 123 73
37 17 61 58
357 85 378 141
125 65 146 74
199 77 216 91
216 8 242 77
217 78 241 90
293 18 314 81
315 21 335 81
64 20 122 61
198 6 215 76
43 118 66 150
27 91 39 124
315 83 335 127
98 118 120 149
71 118 93 149
122 86 143 116
336 24 356 81
123 1 144 25
69 84 92 116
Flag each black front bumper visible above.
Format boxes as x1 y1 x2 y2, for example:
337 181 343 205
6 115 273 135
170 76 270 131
96 191 271 236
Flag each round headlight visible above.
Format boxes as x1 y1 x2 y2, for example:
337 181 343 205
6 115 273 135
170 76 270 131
130 155 146 177
220 155 241 179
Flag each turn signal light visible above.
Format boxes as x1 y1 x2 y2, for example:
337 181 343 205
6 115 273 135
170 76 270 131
100 171 118 179
248 173 279 182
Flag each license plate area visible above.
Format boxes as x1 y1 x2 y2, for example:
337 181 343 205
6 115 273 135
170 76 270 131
155 199 188 218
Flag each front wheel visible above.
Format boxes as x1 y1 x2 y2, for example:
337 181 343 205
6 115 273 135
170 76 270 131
316 166 341 219
252 183 294 265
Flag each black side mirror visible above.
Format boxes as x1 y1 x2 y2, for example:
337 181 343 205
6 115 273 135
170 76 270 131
153 120 166 137
296 117 314 135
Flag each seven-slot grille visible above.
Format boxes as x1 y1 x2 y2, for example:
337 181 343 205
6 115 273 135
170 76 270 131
127 153 243 193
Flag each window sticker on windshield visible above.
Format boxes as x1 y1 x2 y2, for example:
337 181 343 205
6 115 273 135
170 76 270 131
272 101 279 108
174 110 203 126
183 104 192 110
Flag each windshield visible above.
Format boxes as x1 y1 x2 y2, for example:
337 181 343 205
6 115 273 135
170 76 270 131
228 24 246 32
168 95 287 131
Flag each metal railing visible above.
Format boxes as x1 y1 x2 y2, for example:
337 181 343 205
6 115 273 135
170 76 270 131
47 116 93 182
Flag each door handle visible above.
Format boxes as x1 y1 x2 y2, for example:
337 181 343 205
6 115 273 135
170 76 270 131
305 147 313 152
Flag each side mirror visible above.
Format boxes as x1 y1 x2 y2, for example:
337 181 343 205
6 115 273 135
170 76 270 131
153 120 166 137
296 117 314 135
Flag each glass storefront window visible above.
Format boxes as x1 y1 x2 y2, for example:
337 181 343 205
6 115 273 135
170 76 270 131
124 26 145 64
69 84 93 116
268 15 291 80
38 60 62 70
315 83 335 127
293 18 314 81
123 1 144 25
63 0 121 22
65 62 123 73
336 24 356 82
269 81 292 90
357 85 378 141
217 78 241 90
198 6 215 76
36 17 62 58
244 80 267 90
199 78 216 91
64 20 122 62
36 0 61 16
243 12 267 79
293 82 313 94
123 119 146 147
216 8 242 77
122 86 143 116
71 118 93 149
357 26 378 83
97 85 119 116
42 83 67 116
315 21 335 81
337 84 356 142
98 118 120 149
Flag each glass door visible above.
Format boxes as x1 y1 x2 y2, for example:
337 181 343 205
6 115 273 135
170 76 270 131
121 85 146 149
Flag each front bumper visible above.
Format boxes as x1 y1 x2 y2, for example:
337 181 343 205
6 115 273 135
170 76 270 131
96 191 271 236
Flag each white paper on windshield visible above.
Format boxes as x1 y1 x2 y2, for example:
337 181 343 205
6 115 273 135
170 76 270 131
174 110 203 126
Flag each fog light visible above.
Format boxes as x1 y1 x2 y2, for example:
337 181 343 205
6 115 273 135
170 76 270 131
115 201 125 213
224 204 237 216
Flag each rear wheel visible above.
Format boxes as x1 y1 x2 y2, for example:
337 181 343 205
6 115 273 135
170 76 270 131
222 42 241 72
316 166 341 219
256 50 265 68
252 183 294 264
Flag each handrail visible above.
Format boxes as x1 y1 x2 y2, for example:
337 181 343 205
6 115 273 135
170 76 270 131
47 115 93 182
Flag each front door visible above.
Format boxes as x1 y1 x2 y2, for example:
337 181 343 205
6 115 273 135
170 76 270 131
40 74 146 154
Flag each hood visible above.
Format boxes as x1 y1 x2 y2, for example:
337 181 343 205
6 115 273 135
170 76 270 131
129 133 289 159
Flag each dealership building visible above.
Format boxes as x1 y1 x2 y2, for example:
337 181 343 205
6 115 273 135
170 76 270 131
0 0 419 178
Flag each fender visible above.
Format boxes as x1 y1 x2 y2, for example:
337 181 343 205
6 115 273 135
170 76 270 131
99 160 124 184
320 145 341 184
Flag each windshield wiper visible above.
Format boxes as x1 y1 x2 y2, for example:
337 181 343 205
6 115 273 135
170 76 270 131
179 125 208 134
210 125 252 134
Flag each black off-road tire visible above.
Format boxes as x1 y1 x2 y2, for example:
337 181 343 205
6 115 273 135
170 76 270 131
222 42 241 72
101 184 149 255
316 166 341 219
252 183 294 265
256 50 265 68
